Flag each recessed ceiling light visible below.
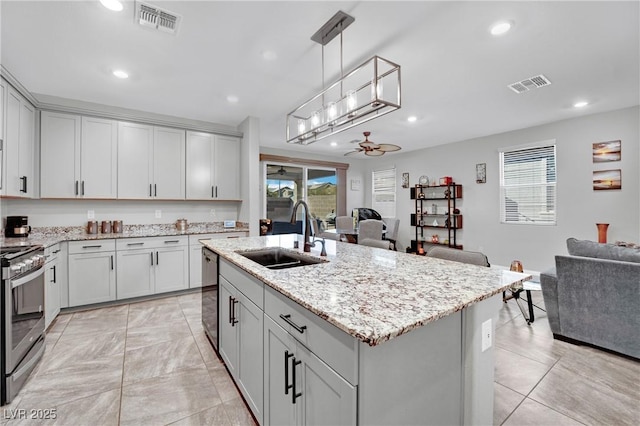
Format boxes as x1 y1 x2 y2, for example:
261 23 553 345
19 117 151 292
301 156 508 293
330 142 338 147
262 50 277 61
407 116 417 123
100 0 123 12
227 95 239 103
573 101 589 108
112 69 128 79
490 21 512 36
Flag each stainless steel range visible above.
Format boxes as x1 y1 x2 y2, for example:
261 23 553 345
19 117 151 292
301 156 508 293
1 245 46 406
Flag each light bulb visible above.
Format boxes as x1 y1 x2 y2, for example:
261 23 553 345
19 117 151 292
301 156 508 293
345 90 357 118
311 110 321 127
297 119 306 135
326 102 338 126
371 79 383 107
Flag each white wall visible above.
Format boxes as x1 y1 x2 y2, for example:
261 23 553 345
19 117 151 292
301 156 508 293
5 199 241 228
366 106 639 271
238 116 261 236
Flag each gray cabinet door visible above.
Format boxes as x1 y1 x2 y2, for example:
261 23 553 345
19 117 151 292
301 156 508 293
218 277 238 376
264 315 296 426
80 116 117 198
116 249 154 299
153 126 185 199
154 245 189 293
186 131 214 199
44 260 60 329
68 252 116 306
236 291 264 424
117 121 153 199
40 111 81 198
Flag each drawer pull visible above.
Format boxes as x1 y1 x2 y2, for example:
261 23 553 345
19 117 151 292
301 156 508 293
82 245 102 249
279 314 307 334
164 240 180 244
127 242 144 246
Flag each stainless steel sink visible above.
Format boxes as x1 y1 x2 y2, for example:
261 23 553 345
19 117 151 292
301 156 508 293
236 248 327 269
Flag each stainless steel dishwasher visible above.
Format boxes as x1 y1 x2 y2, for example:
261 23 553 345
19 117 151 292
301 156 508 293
201 247 219 353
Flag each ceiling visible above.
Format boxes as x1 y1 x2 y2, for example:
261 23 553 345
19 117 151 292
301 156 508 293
1 1 638 158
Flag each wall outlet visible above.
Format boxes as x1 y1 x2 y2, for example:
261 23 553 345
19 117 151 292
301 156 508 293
87 210 95 219
481 319 492 352
155 210 162 218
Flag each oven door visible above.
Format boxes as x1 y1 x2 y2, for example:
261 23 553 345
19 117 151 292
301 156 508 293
4 265 45 373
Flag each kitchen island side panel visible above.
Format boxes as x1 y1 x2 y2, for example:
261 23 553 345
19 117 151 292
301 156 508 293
358 311 463 426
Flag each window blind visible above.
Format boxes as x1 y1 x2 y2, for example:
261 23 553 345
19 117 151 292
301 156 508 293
499 144 556 225
372 168 396 218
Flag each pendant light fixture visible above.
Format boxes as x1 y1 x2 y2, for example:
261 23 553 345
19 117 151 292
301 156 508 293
286 11 401 145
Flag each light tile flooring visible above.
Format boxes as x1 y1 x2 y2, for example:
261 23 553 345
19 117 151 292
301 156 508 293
2 291 639 425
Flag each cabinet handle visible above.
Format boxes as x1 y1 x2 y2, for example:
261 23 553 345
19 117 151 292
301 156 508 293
149 184 152 197
155 251 159 265
20 176 27 193
110 255 114 270
215 186 218 198
228 296 233 324
51 265 57 283
150 252 154 266
127 242 144 246
292 357 302 404
211 186 214 198
154 184 157 197
279 314 307 334
75 180 79 196
52 250 61 254
284 351 294 395
81 181 85 195
82 245 102 249
231 298 239 326
164 240 180 244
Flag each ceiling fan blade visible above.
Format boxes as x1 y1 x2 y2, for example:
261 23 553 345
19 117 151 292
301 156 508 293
376 144 402 152
359 141 379 149
344 150 363 156
365 149 385 156
349 139 361 144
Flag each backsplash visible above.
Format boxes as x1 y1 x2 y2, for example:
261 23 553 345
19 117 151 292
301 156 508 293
3 199 241 228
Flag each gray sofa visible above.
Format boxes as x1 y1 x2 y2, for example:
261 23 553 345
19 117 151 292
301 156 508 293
541 238 640 359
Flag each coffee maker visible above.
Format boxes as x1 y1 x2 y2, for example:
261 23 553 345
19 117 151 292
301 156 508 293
5 216 31 238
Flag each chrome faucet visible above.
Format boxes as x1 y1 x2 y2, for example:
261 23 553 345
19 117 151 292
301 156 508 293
290 200 314 253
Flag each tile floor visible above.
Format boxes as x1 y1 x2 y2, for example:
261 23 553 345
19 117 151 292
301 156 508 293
2 291 638 425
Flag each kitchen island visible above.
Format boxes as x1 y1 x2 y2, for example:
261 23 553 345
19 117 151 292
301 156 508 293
202 234 531 425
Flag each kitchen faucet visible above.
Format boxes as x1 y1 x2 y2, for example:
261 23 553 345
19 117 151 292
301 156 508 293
290 200 315 253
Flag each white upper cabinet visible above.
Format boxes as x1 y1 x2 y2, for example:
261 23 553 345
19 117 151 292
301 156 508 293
4 85 35 198
81 116 118 198
186 131 240 200
41 113 117 199
40 111 81 198
118 122 185 199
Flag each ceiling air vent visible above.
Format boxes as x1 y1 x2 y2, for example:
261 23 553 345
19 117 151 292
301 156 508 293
508 74 551 94
136 1 181 35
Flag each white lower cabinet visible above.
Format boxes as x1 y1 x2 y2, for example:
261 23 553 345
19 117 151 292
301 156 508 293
218 261 264 424
44 244 62 329
68 241 116 306
116 236 188 300
188 232 247 288
263 316 357 426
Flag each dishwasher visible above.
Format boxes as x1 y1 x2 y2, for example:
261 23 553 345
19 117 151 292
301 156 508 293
201 247 219 353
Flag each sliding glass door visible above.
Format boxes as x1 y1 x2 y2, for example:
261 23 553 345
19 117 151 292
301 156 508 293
264 163 337 234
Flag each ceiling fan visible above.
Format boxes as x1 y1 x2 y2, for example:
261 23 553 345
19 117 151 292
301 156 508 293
267 165 288 177
344 131 401 156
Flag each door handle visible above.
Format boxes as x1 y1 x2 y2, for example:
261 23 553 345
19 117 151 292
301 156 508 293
110 255 114 270
81 181 85 195
228 296 233 324
292 357 302 404
215 186 218 198
52 265 56 283
20 176 27 193
211 186 214 198
154 184 157 197
284 351 294 395
279 314 307 334
155 251 159 265
75 180 79 196
149 184 152 197
231 298 239 326
150 252 154 266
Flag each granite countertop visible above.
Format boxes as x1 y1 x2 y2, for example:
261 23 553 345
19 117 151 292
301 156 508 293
0 222 250 248
201 234 532 347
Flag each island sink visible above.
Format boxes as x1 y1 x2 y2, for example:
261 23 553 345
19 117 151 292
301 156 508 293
236 247 327 269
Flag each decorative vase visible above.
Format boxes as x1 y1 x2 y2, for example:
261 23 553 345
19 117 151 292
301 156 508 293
596 223 609 243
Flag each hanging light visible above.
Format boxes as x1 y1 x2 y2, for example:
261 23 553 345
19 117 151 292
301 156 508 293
286 11 401 145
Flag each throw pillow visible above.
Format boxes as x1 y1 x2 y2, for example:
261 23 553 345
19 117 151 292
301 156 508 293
566 237 640 263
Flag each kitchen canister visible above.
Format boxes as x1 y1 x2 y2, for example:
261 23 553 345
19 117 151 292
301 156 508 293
113 220 123 233
101 220 112 233
87 220 98 234
176 218 188 231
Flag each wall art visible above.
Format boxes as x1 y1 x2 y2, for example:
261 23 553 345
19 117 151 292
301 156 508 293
592 140 621 163
593 169 621 190
402 172 409 188
476 163 486 183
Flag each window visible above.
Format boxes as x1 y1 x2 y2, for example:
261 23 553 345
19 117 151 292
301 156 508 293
372 167 396 218
499 142 556 225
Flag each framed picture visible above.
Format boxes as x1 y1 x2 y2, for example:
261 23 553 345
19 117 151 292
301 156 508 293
402 172 410 188
476 163 486 183
593 140 621 163
350 179 361 191
593 169 621 190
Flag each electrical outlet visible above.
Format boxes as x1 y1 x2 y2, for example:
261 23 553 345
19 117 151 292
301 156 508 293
210 209 216 216
87 210 95 219
481 319 492 352
155 210 162 218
